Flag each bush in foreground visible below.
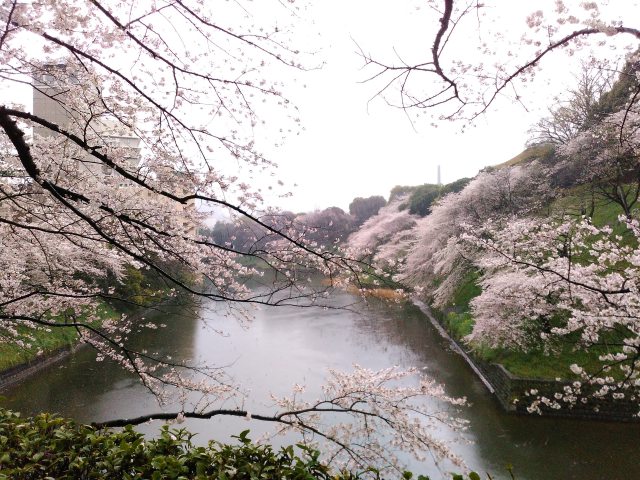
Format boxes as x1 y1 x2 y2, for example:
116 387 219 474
0 408 491 480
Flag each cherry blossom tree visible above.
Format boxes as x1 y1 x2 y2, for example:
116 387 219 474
0 0 352 387
346 195 418 270
558 106 640 219
401 161 554 306
349 195 387 226
294 206 356 248
453 63 640 409
527 62 615 147
361 0 640 122
0 0 469 472
461 215 640 410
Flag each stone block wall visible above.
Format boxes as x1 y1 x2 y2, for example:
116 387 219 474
472 350 639 422
415 300 639 421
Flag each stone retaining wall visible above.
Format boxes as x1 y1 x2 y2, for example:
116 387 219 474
473 357 639 421
0 300 177 391
415 300 639 422
0 343 81 391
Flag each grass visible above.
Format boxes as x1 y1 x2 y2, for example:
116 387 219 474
448 269 481 312
444 312 474 339
445 311 628 381
495 144 555 169
479 344 611 380
0 329 78 372
551 184 629 226
0 303 119 373
439 269 480 339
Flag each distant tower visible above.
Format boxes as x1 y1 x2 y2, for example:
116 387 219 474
437 164 442 186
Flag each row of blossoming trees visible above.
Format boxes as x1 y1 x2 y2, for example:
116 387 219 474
347 54 640 412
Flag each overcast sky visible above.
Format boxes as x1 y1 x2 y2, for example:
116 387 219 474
245 0 640 213
254 0 535 213
4 0 638 216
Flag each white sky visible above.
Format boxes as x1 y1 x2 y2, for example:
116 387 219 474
248 0 640 213
3 0 639 215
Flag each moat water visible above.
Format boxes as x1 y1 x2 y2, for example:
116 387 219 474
2 292 639 479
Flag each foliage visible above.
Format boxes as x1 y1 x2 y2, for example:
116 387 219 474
295 207 356 247
447 270 481 312
445 312 474 339
0 408 363 479
440 178 472 197
389 185 418 202
0 407 492 480
408 184 440 217
349 196 387 226
207 207 356 253
591 57 640 119
395 179 472 218
203 213 298 256
107 264 183 312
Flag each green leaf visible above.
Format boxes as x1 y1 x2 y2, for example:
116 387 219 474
233 429 252 445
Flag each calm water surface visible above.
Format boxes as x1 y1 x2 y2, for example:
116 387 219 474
2 292 639 479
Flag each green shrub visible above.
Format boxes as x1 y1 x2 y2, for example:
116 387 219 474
408 184 440 217
0 408 491 479
0 408 351 479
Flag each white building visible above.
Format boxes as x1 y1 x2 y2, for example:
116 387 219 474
32 63 197 236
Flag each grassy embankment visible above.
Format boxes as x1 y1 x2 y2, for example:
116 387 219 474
441 187 634 380
0 303 120 373
0 262 182 373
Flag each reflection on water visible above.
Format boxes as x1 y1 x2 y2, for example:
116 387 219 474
2 294 639 479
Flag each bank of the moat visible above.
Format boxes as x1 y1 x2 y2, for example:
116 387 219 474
0 299 173 392
0 343 82 392
0 304 120 391
413 300 640 422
